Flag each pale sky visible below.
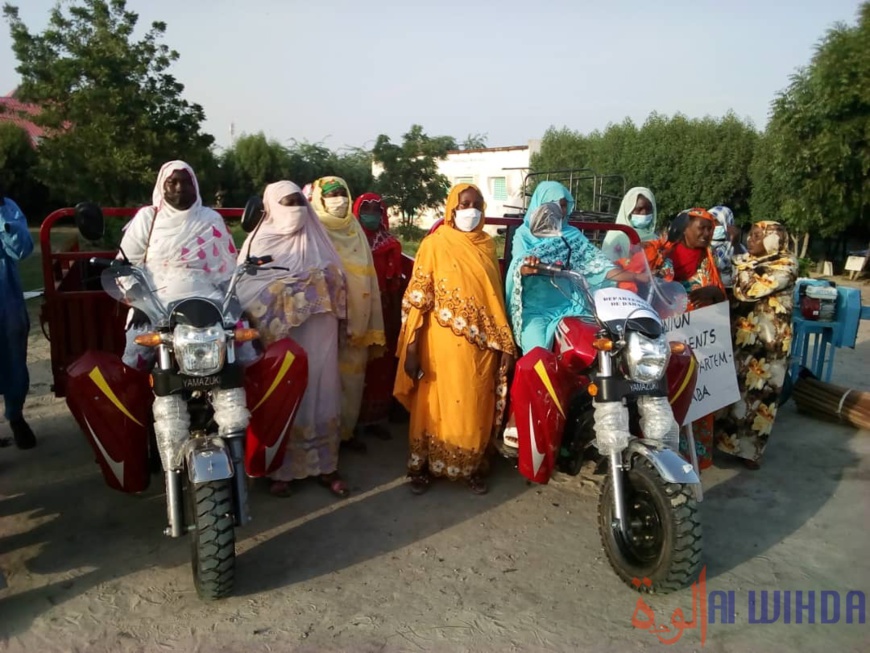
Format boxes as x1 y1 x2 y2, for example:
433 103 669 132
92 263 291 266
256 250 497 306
0 0 863 152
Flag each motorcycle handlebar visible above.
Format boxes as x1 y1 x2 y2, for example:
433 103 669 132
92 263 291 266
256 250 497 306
89 257 116 268
531 263 568 276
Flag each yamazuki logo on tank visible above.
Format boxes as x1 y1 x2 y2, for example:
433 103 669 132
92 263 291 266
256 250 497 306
629 568 866 646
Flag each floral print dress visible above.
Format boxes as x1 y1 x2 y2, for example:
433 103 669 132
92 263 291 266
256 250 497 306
716 222 797 462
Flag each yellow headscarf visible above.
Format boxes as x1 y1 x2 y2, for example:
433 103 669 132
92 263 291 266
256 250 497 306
311 176 385 347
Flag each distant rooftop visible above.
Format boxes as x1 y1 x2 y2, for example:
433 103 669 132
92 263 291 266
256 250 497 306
447 144 529 155
0 89 44 146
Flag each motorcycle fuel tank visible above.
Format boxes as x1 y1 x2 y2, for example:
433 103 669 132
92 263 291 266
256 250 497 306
66 351 152 493
553 317 599 373
243 337 309 477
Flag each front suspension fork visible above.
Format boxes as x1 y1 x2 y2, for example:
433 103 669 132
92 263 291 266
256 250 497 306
609 450 629 537
226 436 250 527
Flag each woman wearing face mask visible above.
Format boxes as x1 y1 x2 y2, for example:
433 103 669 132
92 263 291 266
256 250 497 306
524 180 573 223
235 181 349 498
394 184 516 495
646 208 726 469
506 201 629 354
601 187 658 261
708 205 745 289
716 221 797 470
352 192 403 435
311 176 386 453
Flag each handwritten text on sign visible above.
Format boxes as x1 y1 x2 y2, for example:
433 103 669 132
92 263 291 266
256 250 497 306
661 302 740 425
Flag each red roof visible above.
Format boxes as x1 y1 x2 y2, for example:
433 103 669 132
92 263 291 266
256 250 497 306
0 91 44 146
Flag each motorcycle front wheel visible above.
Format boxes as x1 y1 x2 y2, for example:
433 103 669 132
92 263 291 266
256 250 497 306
598 456 702 594
186 478 236 600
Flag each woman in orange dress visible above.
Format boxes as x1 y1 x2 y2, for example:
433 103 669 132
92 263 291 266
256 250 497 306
394 184 516 495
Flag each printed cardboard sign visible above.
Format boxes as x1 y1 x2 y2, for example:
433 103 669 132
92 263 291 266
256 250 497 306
660 302 740 425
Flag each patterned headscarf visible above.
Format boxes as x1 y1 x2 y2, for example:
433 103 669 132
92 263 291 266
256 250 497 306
755 221 790 256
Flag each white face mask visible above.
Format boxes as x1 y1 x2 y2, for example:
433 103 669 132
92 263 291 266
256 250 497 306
270 205 307 235
712 225 727 241
453 208 482 232
323 196 349 218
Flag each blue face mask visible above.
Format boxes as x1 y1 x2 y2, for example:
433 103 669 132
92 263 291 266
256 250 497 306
713 226 727 241
630 213 654 229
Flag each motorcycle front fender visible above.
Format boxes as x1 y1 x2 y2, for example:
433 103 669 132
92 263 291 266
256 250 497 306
184 437 235 484
628 440 700 486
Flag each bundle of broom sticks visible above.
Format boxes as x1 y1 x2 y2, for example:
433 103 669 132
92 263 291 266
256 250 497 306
792 369 870 431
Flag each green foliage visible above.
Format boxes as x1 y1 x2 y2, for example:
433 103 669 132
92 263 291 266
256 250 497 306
460 133 488 150
217 135 375 206
0 122 48 219
532 113 758 223
750 2 870 238
3 0 214 206
372 124 453 229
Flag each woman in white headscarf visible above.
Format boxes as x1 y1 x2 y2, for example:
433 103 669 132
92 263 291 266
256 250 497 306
119 160 239 370
601 186 658 261
235 181 350 498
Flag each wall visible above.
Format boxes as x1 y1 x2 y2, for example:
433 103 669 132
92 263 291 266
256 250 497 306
372 144 532 234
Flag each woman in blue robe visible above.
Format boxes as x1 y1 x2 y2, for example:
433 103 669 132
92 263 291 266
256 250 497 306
0 189 35 449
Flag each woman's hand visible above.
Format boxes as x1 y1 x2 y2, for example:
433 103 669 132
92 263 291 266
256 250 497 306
499 351 515 376
403 341 422 382
520 256 540 276
688 285 725 307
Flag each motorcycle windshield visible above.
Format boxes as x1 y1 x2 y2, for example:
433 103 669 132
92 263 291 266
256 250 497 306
606 241 688 321
101 263 171 327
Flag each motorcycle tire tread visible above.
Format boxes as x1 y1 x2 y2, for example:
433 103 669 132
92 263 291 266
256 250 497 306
190 480 235 600
598 457 702 595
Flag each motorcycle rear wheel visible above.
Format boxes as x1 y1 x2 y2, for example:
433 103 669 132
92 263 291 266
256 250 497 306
187 479 235 600
598 456 702 594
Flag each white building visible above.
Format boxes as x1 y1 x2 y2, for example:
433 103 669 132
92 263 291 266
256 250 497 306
372 140 540 232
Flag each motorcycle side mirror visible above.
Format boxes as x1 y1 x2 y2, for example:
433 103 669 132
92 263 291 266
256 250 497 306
74 201 105 242
241 196 265 233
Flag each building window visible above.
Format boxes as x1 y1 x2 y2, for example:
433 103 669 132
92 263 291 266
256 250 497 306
491 177 507 201
454 176 474 185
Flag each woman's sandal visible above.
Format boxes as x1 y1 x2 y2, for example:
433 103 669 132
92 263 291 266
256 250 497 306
319 473 350 498
408 472 431 495
467 475 488 495
269 481 293 498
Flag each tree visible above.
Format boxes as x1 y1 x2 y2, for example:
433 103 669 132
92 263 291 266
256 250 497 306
750 2 870 254
532 113 758 222
218 132 291 205
3 0 214 206
461 133 488 150
0 122 45 218
372 125 453 234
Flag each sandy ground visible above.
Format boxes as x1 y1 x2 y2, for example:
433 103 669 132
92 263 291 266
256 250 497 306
1 287 869 653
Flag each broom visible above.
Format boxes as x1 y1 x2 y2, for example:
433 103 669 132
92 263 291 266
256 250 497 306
792 368 870 431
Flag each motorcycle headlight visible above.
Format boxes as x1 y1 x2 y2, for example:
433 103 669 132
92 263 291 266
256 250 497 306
624 331 671 383
173 324 226 376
